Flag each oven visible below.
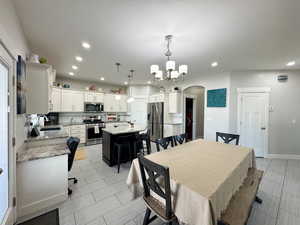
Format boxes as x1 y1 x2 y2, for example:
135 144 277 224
85 122 105 145
84 102 104 112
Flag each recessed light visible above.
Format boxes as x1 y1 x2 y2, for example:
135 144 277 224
211 62 218 67
286 61 295 66
124 81 128 85
82 42 91 49
75 56 83 62
72 65 78 70
147 81 152 84
69 72 74 76
100 77 105 81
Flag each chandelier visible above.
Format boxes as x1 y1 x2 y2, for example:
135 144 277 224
150 35 188 81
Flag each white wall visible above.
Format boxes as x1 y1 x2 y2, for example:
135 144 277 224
229 70 300 156
172 72 231 141
0 0 29 150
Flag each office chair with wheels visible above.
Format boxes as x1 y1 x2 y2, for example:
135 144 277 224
67 137 80 195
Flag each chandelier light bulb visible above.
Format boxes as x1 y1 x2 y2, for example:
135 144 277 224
166 60 175 71
150 65 159 74
171 71 179 79
155 70 163 80
179 65 188 75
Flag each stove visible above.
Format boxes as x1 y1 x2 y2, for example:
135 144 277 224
84 119 105 145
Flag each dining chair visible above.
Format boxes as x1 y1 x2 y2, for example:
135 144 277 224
173 133 187 146
67 137 80 195
216 132 240 145
138 129 151 155
155 136 175 152
138 154 179 225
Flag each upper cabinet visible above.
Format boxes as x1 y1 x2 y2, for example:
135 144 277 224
26 63 56 114
50 87 62 112
61 90 84 112
168 92 181 113
84 92 104 103
104 94 127 112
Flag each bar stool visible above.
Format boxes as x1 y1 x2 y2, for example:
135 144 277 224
114 135 136 173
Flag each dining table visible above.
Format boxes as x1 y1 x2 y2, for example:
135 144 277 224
126 138 256 225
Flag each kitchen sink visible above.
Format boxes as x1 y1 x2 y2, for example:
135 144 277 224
40 127 61 131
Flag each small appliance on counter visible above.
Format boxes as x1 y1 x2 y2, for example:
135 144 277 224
44 112 59 126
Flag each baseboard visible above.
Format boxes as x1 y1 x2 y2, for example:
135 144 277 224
18 192 67 221
266 154 300 160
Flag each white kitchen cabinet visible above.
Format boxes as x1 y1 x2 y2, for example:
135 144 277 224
149 93 165 103
70 125 86 143
118 95 128 112
104 94 127 112
63 125 86 143
50 87 62 112
26 62 55 114
84 92 104 103
85 92 94 102
95 93 104 102
104 94 115 112
61 90 84 112
168 92 181 113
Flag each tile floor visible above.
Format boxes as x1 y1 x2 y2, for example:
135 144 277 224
58 144 300 225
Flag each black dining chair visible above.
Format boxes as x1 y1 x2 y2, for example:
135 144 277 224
155 136 175 152
138 154 178 225
136 129 151 155
67 137 80 195
216 132 240 145
173 133 187 146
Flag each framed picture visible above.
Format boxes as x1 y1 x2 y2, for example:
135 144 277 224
207 88 227 107
17 55 26 114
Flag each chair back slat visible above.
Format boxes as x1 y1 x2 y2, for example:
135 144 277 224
155 136 174 152
138 154 173 219
216 132 240 145
174 133 186 146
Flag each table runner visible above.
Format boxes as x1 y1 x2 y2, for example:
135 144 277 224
126 139 256 225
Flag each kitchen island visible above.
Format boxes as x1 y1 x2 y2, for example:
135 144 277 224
102 124 145 166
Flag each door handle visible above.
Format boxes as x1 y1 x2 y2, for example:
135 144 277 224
0 168 3 175
261 127 266 130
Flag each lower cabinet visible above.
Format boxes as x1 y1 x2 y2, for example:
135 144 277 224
63 125 86 144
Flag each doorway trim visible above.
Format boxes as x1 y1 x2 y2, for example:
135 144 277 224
0 39 17 225
183 94 197 140
237 87 270 157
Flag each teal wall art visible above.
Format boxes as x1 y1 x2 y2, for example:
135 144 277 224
207 88 227 107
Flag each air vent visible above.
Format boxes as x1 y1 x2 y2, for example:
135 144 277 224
278 74 288 82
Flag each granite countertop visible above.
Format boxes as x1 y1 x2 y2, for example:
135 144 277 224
60 122 86 126
102 124 146 135
26 129 69 142
17 144 70 162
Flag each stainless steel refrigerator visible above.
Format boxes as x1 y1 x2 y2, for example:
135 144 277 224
147 102 164 140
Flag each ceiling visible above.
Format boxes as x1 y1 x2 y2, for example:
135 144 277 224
13 0 300 85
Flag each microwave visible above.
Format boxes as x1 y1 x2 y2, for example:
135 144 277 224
84 103 104 112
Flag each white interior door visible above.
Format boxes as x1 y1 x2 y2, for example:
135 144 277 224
238 92 269 157
0 43 15 225
0 60 9 225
